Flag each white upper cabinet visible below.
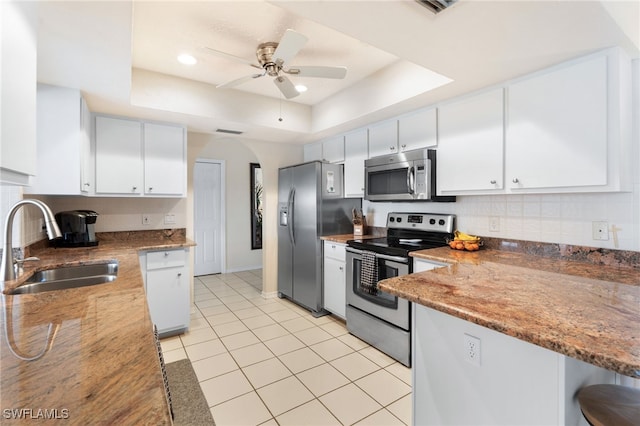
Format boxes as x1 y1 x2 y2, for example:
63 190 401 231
398 108 437 151
437 89 505 194
506 48 631 193
344 128 368 197
303 142 322 162
95 116 143 195
0 1 38 185
95 116 186 197
368 119 399 157
143 123 186 196
26 84 93 195
321 135 345 163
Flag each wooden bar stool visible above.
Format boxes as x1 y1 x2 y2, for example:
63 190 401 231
577 384 640 426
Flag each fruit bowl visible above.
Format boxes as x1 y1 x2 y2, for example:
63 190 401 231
447 239 483 251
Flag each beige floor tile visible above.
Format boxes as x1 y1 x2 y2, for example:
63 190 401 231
226 300 256 311
205 311 238 326
252 323 290 342
259 302 290 314
242 357 292 389
319 383 382 425
220 330 261 351
199 304 230 317
359 346 396 368
194 292 219 303
258 419 278 426
242 314 277 329
195 297 223 308
386 394 411 425
160 335 183 352
184 339 227 362
268 308 301 322
188 317 212 331
230 342 274 367
355 369 412 406
293 326 333 346
355 408 406 425
192 352 239 381
276 399 341 426
309 338 354 361
213 320 249 337
277 347 325 374
296 363 350 397
200 370 253 407
180 327 218 347
279 316 316 333
263 334 306 356
337 333 370 351
163 347 187 363
385 362 412 385
330 352 380 381
256 376 314 416
218 294 247 305
210 391 272 426
233 306 264 320
304 314 335 325
319 320 349 337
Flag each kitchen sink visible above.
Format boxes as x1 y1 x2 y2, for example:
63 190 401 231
9 261 119 295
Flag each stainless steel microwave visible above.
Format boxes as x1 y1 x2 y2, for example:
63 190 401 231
364 149 455 202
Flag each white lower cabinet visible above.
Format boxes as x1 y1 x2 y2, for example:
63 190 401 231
413 258 449 272
413 304 615 425
323 241 346 319
140 248 190 337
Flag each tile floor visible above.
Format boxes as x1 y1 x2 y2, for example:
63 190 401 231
160 269 412 426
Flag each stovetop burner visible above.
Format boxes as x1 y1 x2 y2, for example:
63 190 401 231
347 212 455 258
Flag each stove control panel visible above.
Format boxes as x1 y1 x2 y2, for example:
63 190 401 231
387 212 455 233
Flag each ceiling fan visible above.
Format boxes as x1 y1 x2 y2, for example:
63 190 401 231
203 29 347 99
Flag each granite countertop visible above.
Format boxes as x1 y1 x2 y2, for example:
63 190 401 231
1 232 195 424
378 246 640 378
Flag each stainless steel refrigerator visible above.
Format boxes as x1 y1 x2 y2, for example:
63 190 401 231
278 161 361 316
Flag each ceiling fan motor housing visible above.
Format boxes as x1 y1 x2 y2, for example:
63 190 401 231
256 42 281 76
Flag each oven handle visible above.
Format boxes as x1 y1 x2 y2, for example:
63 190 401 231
346 247 409 264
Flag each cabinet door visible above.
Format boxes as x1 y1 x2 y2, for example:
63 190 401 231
507 55 607 190
322 136 345 163
95 116 143 194
413 259 448 272
143 123 186 196
304 143 322 162
344 129 368 197
79 97 94 193
437 89 504 194
323 256 346 319
398 108 437 152
368 120 398 157
146 266 190 335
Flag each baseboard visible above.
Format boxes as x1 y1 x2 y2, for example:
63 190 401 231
261 291 279 299
224 265 263 273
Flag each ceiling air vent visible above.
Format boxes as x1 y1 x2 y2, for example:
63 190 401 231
415 0 457 14
215 128 243 135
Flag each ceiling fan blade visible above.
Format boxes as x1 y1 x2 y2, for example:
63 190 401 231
200 46 262 69
285 66 347 79
217 73 263 89
272 29 308 65
273 76 299 99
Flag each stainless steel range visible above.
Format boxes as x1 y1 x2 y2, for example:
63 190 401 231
346 212 455 367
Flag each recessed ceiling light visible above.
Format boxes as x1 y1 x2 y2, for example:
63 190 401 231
177 54 197 65
295 84 308 93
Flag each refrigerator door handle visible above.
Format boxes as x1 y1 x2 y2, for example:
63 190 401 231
288 187 295 245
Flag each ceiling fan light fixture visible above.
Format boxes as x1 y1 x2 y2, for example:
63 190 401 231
295 84 308 93
177 53 197 65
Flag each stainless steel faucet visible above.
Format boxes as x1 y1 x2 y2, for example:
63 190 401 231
1 199 62 289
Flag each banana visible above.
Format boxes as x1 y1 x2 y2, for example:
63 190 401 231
454 230 480 242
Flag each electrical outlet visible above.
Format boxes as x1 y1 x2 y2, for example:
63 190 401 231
592 221 609 241
489 216 500 232
164 214 176 225
464 333 481 366
142 214 151 225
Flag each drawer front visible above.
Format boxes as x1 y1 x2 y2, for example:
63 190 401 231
324 241 346 262
146 249 186 270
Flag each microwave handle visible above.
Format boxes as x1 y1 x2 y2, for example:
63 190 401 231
407 166 415 195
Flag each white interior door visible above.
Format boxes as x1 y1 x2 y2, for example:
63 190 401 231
194 160 224 276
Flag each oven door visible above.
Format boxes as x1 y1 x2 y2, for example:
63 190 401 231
345 247 410 330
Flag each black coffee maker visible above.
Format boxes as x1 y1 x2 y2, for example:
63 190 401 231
54 210 99 247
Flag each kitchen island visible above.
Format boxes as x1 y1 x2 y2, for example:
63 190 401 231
1 231 195 425
378 244 640 425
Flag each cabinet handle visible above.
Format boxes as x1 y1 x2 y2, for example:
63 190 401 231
331 245 336 249
390 146 396 151
339 266 344 271
177 273 182 277
401 144 406 149
148 187 153 192
490 180 496 184
512 178 519 184
84 182 91 187
132 186 137 191
164 252 170 257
